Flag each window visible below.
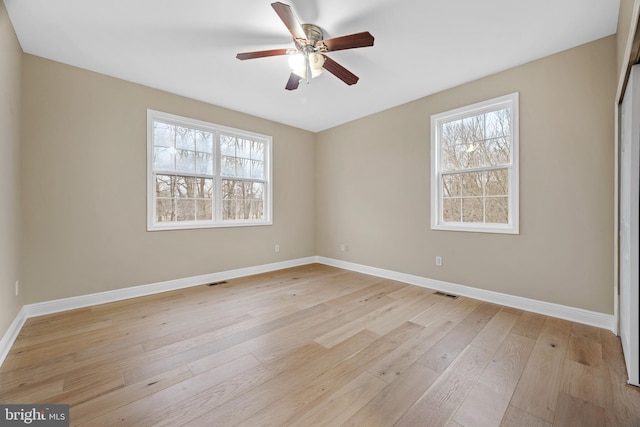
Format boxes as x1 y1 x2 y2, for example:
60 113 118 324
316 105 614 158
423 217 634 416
147 110 272 231
431 93 519 234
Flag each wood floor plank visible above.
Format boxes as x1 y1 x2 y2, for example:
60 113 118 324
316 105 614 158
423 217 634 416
552 392 606 427
70 365 193 425
11 319 113 350
566 335 602 368
451 333 535 427
570 322 602 343
386 282 434 299
0 354 76 394
410 296 463 327
467 310 519 351
19 310 88 332
599 330 640 426
77 353 262 426
129 346 324 426
0 264 636 427
186 341 262 376
288 372 387 427
367 317 456 383
341 361 439 426
509 317 572 423
367 294 437 336
322 278 401 309
559 359 608 410
123 302 333 384
3 323 133 370
313 295 426 348
159 330 381 427
248 297 392 363
442 297 483 323
216 303 344 364
417 302 501 373
500 405 552 427
230 322 424 427
57 344 148 396
603 382 640 427
138 312 253 353
511 310 546 339
500 306 523 316
55 373 125 407
395 344 494 426
0 379 64 404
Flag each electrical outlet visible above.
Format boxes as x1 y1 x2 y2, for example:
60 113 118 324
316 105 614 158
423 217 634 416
275 244 280 253
435 256 443 266
15 280 19 296
340 244 346 252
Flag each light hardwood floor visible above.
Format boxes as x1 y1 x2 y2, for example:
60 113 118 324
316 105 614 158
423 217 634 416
1 263 639 426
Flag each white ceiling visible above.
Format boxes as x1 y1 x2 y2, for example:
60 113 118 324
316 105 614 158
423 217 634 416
5 0 620 132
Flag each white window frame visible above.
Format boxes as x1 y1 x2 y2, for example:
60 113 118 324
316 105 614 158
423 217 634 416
430 92 519 234
147 109 273 231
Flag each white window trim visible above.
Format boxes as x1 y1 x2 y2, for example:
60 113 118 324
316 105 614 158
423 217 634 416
430 92 519 234
147 109 273 231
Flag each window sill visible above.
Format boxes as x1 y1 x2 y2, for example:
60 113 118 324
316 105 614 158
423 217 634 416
431 223 519 235
147 219 273 232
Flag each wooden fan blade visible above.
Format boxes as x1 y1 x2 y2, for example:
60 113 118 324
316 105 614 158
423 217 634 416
271 2 307 42
236 48 289 60
285 72 301 90
317 31 374 52
321 55 359 85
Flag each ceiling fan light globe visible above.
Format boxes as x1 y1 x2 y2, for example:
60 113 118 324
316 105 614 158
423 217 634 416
288 53 306 78
309 52 324 68
309 52 325 79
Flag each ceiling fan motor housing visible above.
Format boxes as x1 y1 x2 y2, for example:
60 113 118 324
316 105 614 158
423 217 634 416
297 24 323 51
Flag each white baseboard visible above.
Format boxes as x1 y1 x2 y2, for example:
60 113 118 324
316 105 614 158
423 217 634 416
24 257 317 318
0 256 315 368
0 306 27 368
316 257 616 332
0 255 615 369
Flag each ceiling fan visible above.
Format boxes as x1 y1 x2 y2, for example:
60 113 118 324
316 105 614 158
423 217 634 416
236 2 375 90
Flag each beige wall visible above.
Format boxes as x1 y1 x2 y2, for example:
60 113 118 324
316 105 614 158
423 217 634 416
316 36 616 314
0 1 23 335
21 55 316 303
